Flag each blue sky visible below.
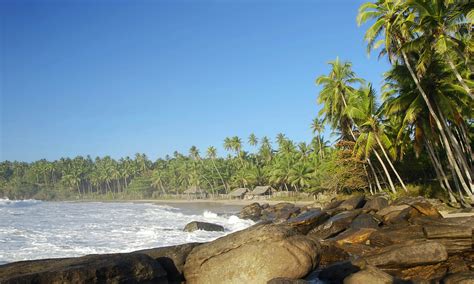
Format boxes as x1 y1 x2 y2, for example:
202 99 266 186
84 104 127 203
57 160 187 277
1 0 390 162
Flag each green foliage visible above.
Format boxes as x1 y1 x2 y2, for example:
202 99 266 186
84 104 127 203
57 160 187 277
1 0 472 203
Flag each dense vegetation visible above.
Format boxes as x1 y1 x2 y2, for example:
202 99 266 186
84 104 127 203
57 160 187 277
1 0 473 204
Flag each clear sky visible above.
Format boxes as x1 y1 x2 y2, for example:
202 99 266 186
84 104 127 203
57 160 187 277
1 0 390 162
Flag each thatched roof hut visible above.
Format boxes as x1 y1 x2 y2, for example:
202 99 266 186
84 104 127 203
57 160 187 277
249 186 274 196
229 188 249 198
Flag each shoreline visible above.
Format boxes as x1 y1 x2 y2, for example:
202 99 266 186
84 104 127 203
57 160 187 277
67 198 317 207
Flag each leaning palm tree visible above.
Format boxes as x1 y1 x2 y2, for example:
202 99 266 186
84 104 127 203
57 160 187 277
405 0 473 98
358 0 473 196
382 60 472 202
206 146 228 193
347 84 407 193
316 58 384 193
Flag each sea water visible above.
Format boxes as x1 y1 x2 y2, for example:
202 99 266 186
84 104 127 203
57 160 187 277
0 199 254 265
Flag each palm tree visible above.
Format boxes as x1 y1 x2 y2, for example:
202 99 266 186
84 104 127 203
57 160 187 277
248 133 258 148
382 60 471 202
347 85 407 193
206 146 228 193
358 0 473 196
311 118 326 158
406 0 473 98
316 57 384 194
151 170 167 195
288 162 313 192
316 57 364 140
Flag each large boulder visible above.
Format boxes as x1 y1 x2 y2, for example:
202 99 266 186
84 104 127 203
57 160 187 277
317 261 362 283
286 209 329 234
362 196 389 212
267 278 308 284
327 228 377 246
183 221 224 232
443 271 474 284
368 225 425 247
362 240 448 268
0 253 167 284
350 213 381 229
183 223 320 284
337 195 366 211
135 243 201 283
343 265 394 284
262 203 301 222
308 210 361 240
239 203 263 221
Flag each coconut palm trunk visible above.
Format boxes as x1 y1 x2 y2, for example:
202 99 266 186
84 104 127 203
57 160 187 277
426 141 457 203
367 157 383 192
374 135 407 192
373 150 396 194
399 47 473 197
341 90 386 193
446 57 473 100
211 158 228 194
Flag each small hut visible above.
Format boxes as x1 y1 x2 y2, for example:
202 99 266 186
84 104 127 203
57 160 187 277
247 186 275 199
229 188 249 199
183 186 206 199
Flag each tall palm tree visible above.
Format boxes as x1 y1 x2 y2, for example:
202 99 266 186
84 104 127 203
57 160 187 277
383 60 471 202
406 0 473 98
248 133 258 148
311 118 326 158
206 146 228 193
316 57 364 140
347 84 407 193
316 58 384 193
358 0 473 196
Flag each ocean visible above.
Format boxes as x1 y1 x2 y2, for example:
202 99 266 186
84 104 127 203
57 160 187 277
0 199 254 265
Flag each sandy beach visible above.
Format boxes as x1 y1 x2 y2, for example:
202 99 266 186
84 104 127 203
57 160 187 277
129 198 316 207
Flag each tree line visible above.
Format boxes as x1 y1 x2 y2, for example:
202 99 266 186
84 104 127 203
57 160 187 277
1 0 473 204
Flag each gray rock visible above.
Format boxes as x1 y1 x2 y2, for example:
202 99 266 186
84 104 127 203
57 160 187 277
287 209 329 234
337 195 366 211
183 221 224 232
308 210 361 239
363 240 448 268
363 196 389 212
135 243 201 283
0 253 168 284
267 277 308 284
443 271 474 284
239 202 263 221
183 223 320 284
343 265 394 284
350 213 381 229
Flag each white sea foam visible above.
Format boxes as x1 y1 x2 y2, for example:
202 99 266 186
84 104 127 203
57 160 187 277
0 198 42 207
0 201 254 264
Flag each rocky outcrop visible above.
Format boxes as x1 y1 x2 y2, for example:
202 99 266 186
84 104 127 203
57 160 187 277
343 265 394 284
362 196 389 212
0 253 168 284
362 240 448 267
1 195 472 284
286 209 329 234
183 222 320 284
183 221 224 232
135 243 201 283
238 202 263 221
308 210 361 239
